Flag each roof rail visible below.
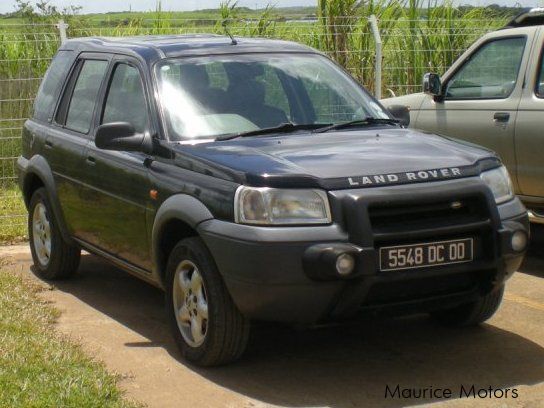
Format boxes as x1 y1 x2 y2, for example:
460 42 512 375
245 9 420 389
504 7 544 28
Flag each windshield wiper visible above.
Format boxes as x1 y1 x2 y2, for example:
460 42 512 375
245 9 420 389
313 117 400 133
216 122 331 141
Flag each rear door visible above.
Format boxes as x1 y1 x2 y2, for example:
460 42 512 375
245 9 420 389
515 27 544 199
80 56 154 270
415 30 535 193
49 54 110 235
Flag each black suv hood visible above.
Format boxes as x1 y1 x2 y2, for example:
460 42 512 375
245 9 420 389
170 128 499 189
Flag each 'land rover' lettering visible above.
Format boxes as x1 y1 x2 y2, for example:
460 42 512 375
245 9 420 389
347 167 463 187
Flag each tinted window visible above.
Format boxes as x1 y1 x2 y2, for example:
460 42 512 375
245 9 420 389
33 50 74 122
537 50 544 98
302 75 358 123
157 54 387 140
261 66 291 120
102 64 148 133
446 37 526 99
65 60 108 134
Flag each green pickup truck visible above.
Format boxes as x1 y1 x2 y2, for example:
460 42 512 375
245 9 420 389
382 8 544 223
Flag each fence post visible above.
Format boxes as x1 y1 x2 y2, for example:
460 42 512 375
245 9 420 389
368 15 382 100
56 19 69 44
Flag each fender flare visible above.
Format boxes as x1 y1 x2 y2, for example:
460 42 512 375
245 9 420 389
19 155 73 243
151 194 214 285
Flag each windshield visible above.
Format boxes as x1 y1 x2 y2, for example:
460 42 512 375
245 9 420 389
155 53 390 141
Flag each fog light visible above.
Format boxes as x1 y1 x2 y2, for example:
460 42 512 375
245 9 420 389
511 231 528 252
336 253 355 276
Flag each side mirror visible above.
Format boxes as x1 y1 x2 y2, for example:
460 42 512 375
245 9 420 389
95 122 153 154
423 72 442 96
387 105 411 127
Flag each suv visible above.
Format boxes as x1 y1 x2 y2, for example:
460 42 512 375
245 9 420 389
382 8 544 223
18 35 528 366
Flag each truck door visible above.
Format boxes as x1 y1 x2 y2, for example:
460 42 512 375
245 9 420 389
416 31 535 194
82 58 153 270
515 27 544 199
49 55 110 236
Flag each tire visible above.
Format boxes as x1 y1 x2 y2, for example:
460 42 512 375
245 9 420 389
165 237 250 366
431 285 505 327
28 187 81 280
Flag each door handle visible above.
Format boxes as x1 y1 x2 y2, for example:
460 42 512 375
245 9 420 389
86 156 96 165
44 140 54 149
493 112 510 123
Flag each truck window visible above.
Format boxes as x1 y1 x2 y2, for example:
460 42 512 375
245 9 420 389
33 50 74 122
301 75 358 123
537 50 544 98
64 60 108 134
101 63 149 133
445 37 526 100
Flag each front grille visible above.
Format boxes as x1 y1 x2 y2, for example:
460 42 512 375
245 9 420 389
367 193 497 266
368 196 489 235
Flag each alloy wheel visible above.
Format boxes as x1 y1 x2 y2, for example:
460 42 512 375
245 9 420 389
172 260 209 347
32 202 51 267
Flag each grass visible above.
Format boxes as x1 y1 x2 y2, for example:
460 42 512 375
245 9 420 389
0 185 26 243
0 268 139 407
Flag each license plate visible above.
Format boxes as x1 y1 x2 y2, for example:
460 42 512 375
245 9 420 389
379 238 473 272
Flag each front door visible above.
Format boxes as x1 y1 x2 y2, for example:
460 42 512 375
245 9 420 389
515 30 544 199
81 58 154 270
415 34 533 193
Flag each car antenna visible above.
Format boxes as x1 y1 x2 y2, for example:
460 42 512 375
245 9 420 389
222 19 237 45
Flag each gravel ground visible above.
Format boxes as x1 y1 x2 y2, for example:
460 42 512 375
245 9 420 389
1 225 543 408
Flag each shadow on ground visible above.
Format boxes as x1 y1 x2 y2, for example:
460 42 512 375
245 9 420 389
37 250 544 408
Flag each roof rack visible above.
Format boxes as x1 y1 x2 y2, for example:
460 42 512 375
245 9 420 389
504 7 544 28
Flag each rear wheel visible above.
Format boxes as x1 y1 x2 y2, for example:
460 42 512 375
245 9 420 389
431 285 505 327
165 237 250 366
28 188 80 280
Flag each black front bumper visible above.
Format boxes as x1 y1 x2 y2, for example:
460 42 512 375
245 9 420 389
198 178 528 324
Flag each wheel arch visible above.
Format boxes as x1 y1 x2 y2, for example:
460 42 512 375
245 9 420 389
21 155 72 243
151 194 214 288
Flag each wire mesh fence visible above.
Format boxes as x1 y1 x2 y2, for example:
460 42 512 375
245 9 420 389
0 16 504 241
0 23 59 241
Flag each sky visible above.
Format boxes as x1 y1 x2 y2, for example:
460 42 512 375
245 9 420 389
0 0 543 15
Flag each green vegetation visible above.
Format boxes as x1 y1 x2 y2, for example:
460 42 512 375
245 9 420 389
0 269 138 407
0 1 518 241
0 185 26 243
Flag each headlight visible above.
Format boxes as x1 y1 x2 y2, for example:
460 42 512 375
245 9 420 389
480 166 514 204
234 186 331 225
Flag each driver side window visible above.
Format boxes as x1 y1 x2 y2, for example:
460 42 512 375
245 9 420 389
102 63 149 133
446 37 526 100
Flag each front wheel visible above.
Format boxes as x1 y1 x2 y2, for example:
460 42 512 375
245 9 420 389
431 285 505 327
165 237 250 366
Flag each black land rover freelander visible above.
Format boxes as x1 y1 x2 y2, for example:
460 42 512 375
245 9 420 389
18 35 529 366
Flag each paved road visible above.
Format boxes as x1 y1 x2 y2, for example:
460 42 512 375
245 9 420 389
1 225 544 408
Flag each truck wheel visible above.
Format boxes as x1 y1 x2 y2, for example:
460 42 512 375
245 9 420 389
28 187 80 280
431 285 505 327
165 237 250 366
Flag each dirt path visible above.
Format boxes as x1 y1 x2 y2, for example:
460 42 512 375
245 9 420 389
2 239 544 408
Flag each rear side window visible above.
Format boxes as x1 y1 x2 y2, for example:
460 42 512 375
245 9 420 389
33 50 74 122
102 63 149 133
537 50 544 98
65 60 108 134
446 37 526 99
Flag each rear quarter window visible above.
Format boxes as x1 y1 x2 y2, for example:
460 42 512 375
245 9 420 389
33 50 74 122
